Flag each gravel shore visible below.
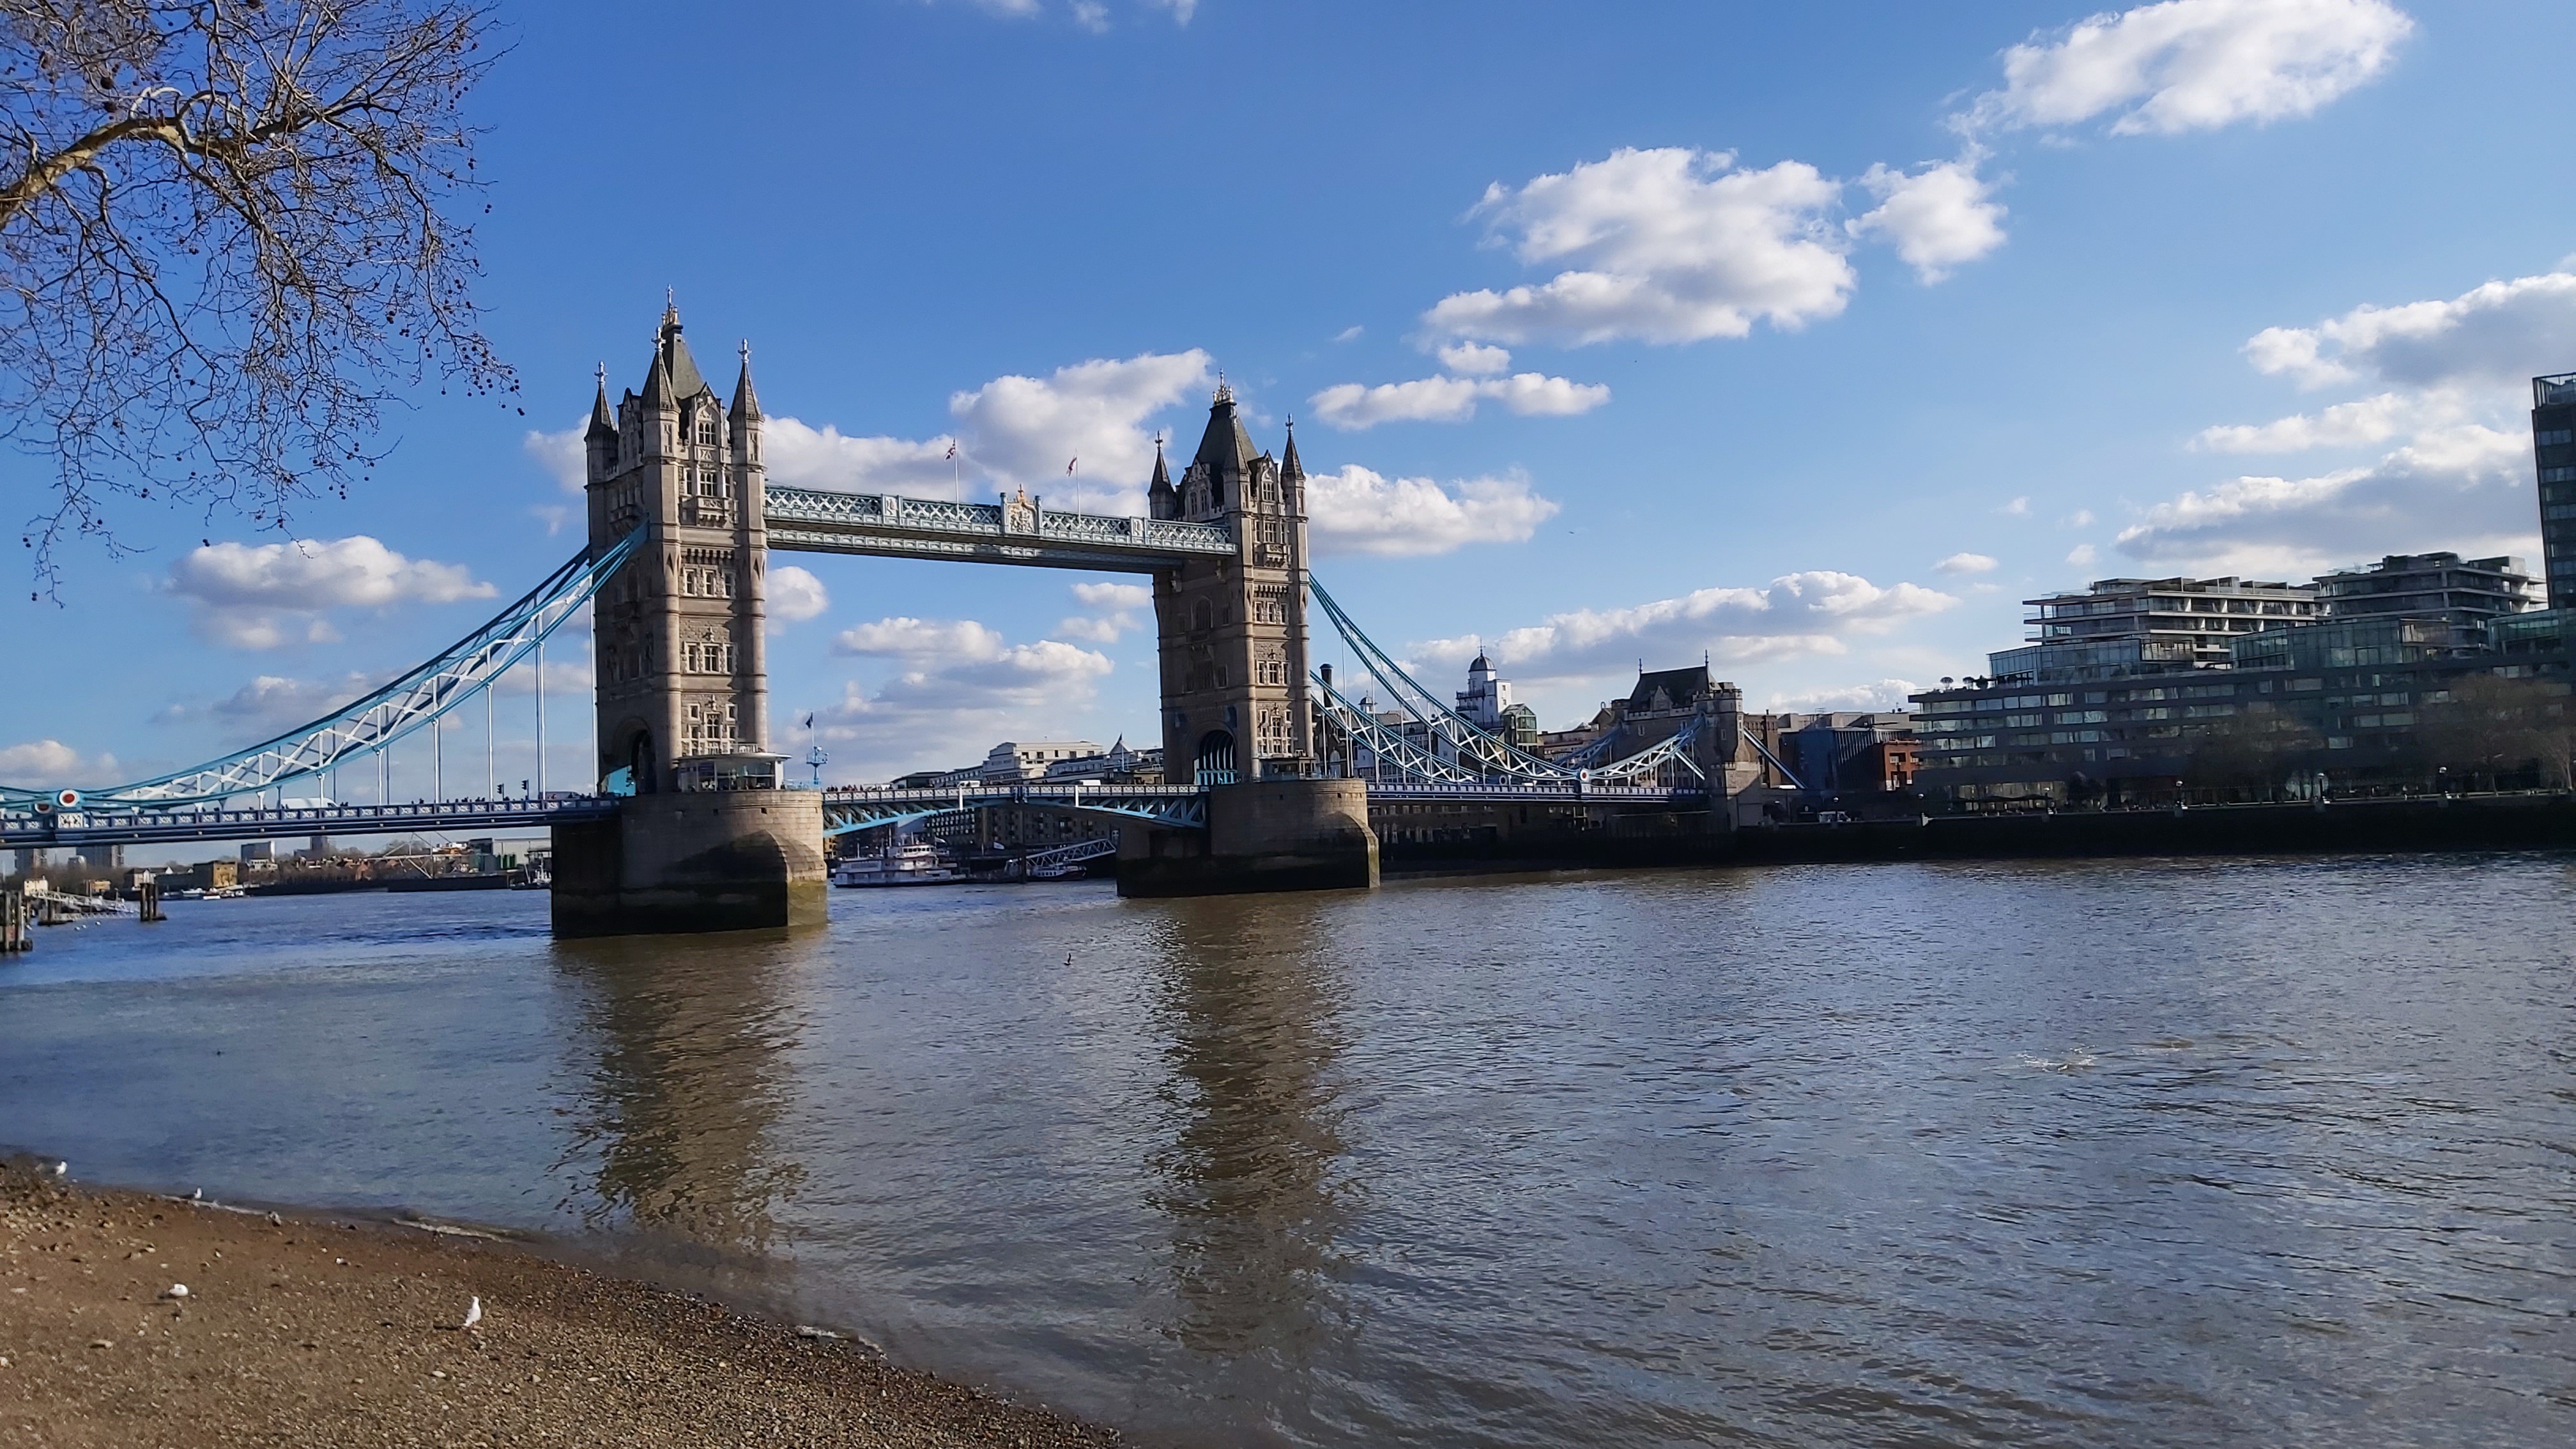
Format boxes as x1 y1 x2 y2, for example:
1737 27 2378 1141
0 1161 1119 1448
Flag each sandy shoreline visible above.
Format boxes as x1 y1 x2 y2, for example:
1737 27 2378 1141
0 1160 1120 1447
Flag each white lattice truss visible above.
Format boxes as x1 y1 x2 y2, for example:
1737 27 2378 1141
2 531 643 810
822 783 1208 835
1307 579 1704 788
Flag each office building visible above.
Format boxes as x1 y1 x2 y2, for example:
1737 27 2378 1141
2533 372 2576 608
2313 552 2533 645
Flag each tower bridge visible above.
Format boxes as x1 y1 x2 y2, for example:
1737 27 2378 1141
3 304 1749 937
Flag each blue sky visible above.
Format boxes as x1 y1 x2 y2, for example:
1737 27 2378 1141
9 0 2576 795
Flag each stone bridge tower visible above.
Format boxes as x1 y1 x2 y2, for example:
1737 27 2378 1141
585 302 774 794
556 303 822 937
1149 384 1315 783
1126 385 1374 896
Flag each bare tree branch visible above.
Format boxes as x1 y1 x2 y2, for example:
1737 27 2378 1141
0 0 512 597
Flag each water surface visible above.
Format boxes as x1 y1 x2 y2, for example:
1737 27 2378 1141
3 857 2570 1446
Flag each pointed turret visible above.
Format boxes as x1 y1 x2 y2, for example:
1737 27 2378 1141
640 340 673 409
1191 379 1257 510
657 301 709 399
586 364 616 441
1146 436 1176 519
1280 415 1304 481
730 341 762 422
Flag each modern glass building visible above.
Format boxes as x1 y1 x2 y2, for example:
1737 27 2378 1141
2533 372 2576 608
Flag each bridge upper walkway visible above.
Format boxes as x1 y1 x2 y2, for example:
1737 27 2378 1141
764 486 1233 572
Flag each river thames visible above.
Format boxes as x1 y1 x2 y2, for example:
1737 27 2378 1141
3 855 2569 1446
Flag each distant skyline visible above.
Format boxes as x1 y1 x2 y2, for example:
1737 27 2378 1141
7 0 2576 792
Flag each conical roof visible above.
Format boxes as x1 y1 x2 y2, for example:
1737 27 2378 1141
658 303 709 399
730 341 761 420
1280 417 1303 479
1191 381 1256 507
586 365 615 439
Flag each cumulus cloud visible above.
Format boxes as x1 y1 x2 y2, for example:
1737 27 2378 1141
1936 552 1999 574
1963 0 2413 136
2114 424 2536 576
815 613 1117 779
167 537 495 650
1437 342 1514 376
1057 580 1152 643
2242 272 2576 391
0 739 117 784
524 421 587 494
1303 466 1560 556
1849 159 2008 282
950 349 1212 512
766 417 961 496
767 564 830 627
1424 147 1853 347
1308 371 1610 429
2191 389 2458 452
2067 543 2101 566
1410 571 1959 686
760 349 1210 512
1764 679 1922 714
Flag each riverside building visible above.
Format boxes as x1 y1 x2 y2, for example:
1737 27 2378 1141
2534 371 2576 608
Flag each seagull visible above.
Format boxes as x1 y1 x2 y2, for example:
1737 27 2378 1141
459 1296 482 1331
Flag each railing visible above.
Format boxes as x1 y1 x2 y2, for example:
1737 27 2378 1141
763 485 1233 557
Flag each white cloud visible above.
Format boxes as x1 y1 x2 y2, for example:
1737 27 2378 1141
2000 496 2032 515
1309 372 1610 429
1850 160 2007 281
1310 376 1483 427
1764 679 1922 714
2064 509 2097 527
1436 342 1513 376
1424 147 1853 347
2191 389 2456 451
767 564 829 628
0 739 116 783
2114 424 2536 576
1333 325 1365 343
530 504 574 537
1411 571 1959 685
1070 0 1107 31
1303 466 1561 556
1936 552 1999 574
815 614 1116 780
167 537 496 650
2067 543 2100 566
759 349 1209 514
523 422 586 494
1057 580 1152 643
948 349 1213 511
765 417 962 497
2242 273 2576 391
1965 0 2413 136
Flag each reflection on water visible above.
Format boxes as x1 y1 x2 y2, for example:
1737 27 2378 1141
4 859 2573 1449
551 931 816 1261
1146 898 1353 1359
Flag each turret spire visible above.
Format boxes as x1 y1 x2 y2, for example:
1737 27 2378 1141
730 339 762 421
1280 414 1303 480
586 362 615 439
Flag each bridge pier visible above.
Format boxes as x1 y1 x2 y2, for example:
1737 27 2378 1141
552 792 828 937
1116 777 1377 898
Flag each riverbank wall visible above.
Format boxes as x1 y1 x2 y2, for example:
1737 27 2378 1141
1378 792 2576 875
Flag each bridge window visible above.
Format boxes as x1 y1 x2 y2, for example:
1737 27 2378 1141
697 420 719 445
1192 599 1213 632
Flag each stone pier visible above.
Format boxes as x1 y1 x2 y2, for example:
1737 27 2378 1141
1116 777 1377 897
552 792 828 937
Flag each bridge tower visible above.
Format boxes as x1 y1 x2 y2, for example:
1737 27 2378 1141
554 303 825 936
1123 386 1376 896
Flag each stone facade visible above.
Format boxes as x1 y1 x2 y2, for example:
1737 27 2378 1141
1149 385 1314 783
586 303 772 794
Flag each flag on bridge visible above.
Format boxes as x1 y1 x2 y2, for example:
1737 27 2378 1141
944 441 956 460
1066 457 1077 475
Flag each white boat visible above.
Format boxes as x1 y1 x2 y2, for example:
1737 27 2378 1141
832 840 963 887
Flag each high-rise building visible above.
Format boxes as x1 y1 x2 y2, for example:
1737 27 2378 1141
2533 372 2576 608
2313 552 2534 647
1999 576 2320 680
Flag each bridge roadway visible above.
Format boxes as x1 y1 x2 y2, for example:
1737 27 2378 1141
0 797 618 850
762 485 1235 573
1 780 1710 850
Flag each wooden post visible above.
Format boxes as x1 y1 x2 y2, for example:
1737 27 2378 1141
139 878 164 924
1 888 26 953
